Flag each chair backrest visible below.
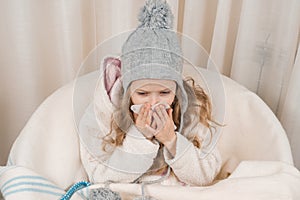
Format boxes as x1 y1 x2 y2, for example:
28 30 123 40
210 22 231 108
8 64 293 189
182 65 293 178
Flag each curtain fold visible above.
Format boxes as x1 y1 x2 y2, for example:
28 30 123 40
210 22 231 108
208 0 242 76
181 0 218 67
1 0 299 169
231 0 300 113
280 43 300 168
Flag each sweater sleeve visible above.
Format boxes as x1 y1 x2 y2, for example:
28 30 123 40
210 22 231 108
163 128 222 186
81 125 160 183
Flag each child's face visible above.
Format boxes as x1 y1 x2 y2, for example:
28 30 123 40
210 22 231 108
130 79 176 106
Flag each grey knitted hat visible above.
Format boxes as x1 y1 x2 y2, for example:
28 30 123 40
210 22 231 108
121 0 188 121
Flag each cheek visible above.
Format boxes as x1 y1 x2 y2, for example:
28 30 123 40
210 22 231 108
131 94 145 105
164 94 175 105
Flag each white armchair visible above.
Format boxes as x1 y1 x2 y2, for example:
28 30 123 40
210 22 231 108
0 64 299 200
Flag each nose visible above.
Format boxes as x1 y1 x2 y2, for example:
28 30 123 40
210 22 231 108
149 94 160 106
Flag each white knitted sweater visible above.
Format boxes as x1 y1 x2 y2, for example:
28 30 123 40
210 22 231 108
79 102 221 186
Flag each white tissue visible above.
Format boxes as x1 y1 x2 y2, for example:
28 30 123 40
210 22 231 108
130 103 170 114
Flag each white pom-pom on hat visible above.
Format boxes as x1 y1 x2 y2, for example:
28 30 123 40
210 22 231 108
138 0 174 29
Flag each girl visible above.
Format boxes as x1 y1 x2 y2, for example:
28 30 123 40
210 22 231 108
80 0 221 187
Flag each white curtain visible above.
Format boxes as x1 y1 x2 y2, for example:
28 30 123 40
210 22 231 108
0 0 299 168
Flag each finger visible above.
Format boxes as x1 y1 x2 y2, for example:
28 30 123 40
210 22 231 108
168 108 173 121
142 105 149 121
136 106 148 128
133 112 138 121
136 104 145 122
139 104 149 122
167 108 176 129
160 106 170 121
146 110 153 125
155 105 166 122
152 111 163 129
150 118 157 129
138 103 145 115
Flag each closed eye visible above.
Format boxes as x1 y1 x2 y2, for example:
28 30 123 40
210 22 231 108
137 91 148 95
160 90 171 95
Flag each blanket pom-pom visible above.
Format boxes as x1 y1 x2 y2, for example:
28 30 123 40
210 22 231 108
138 0 173 29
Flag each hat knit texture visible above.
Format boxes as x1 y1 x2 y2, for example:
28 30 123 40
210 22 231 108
121 0 184 87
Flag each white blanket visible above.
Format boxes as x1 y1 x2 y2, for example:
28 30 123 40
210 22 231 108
72 161 300 200
1 161 300 200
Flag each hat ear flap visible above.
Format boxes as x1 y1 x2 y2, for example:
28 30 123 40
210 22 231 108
102 56 122 106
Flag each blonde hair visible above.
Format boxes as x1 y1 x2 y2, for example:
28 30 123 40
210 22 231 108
102 77 217 151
